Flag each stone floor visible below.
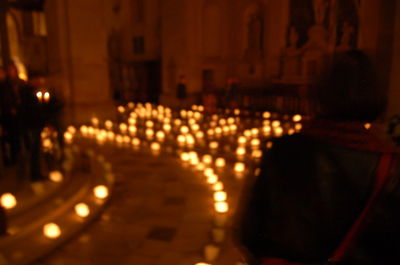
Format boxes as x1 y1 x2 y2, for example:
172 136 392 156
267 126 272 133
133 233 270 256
32 145 244 265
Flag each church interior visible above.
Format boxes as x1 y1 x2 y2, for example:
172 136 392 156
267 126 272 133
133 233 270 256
0 0 400 264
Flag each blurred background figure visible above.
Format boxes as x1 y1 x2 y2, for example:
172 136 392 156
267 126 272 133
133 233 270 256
0 64 23 167
19 72 45 181
176 75 187 108
236 50 400 265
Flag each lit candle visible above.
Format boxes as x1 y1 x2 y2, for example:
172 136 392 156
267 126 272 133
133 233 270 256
156 131 165 142
181 152 190 162
204 168 214 177
234 162 245 173
263 111 271 119
251 149 262 159
145 128 154 139
213 191 227 202
36 91 43 102
292 114 302 122
163 123 172 132
128 125 137 136
209 141 219 150
202 154 213 164
215 158 226 168
212 182 224 191
180 126 189 134
131 138 141 147
119 123 128 134
105 120 113 130
0 192 17 209
251 138 260 147
150 142 161 152
195 131 204 139
49 171 63 183
238 136 247 145
214 201 229 213
295 123 302 132
272 120 281 128
146 120 154 128
43 92 50 103
236 147 246 157
43 223 61 239
75 203 90 218
93 185 109 199
117 105 125 114
207 174 219 184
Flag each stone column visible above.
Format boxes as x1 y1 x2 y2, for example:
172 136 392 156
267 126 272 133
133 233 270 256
45 0 114 125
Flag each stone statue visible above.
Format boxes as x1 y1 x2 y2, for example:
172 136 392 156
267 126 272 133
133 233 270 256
246 14 263 59
313 0 328 25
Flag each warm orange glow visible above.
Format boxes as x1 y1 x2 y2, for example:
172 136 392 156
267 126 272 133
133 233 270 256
213 191 227 202
75 203 90 218
181 152 190 162
119 123 128 134
234 162 245 173
150 142 161 151
49 171 63 183
214 202 229 213
209 141 219 149
1 193 17 209
364 123 371 130
215 158 226 167
236 147 246 156
202 155 213 164
93 185 109 199
292 114 302 122
207 175 219 184
105 120 113 130
263 111 271 119
238 136 246 145
146 120 154 128
252 149 263 159
43 223 61 239
251 138 260 147
156 131 165 141
212 182 224 191
117 106 125 113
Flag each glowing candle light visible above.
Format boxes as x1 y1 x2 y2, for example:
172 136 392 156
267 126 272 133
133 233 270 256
177 135 186 145
251 138 260 147
127 102 135 109
75 203 90 218
186 135 195 145
119 123 128 134
115 135 123 144
107 131 115 140
150 142 161 152
212 114 219 121
292 114 302 122
204 168 214 177
93 185 109 199
214 201 229 213
214 191 227 202
191 124 200 131
234 162 245 173
43 92 50 103
252 149 263 159
188 118 196 125
49 171 63 183
234 109 240 115
207 175 219 184
215 127 222 135
128 125 137 136
236 147 246 156
251 128 259 137
219 119 226 126
207 129 215 137
145 128 154 139
215 158 226 168
266 141 273 149
128 118 136 125
64 132 73 144
163 117 171 124
156 131 165 141
132 138 141 146
79 125 88 135
43 223 61 239
117 105 125 113
203 154 213 164
209 141 219 150
67 126 76 134
263 125 272 135
144 120 153 128
198 105 205 112
229 124 237 132
174 119 182 126
180 110 187 118
238 136 247 145
223 126 230 134
364 123 371 130
105 120 113 130
194 112 202 120
295 123 302 132
1 193 17 209
163 123 172 132
36 91 43 102
288 128 295 135
180 126 189 134
181 152 190 162
195 131 204 139
213 182 224 191
197 163 205 171
263 111 271 119
272 120 281 128
123 135 131 144
274 127 283 137
244 130 251 138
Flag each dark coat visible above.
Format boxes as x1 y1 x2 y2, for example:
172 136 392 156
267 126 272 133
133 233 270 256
237 133 400 265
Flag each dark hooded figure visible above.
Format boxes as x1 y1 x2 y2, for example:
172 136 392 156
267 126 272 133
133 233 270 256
236 50 400 265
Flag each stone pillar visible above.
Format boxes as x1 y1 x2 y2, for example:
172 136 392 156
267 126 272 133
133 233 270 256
387 1 400 117
45 0 114 125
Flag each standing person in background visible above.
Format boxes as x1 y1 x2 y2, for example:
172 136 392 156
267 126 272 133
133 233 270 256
236 50 400 265
176 75 187 108
0 64 23 166
19 72 46 182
